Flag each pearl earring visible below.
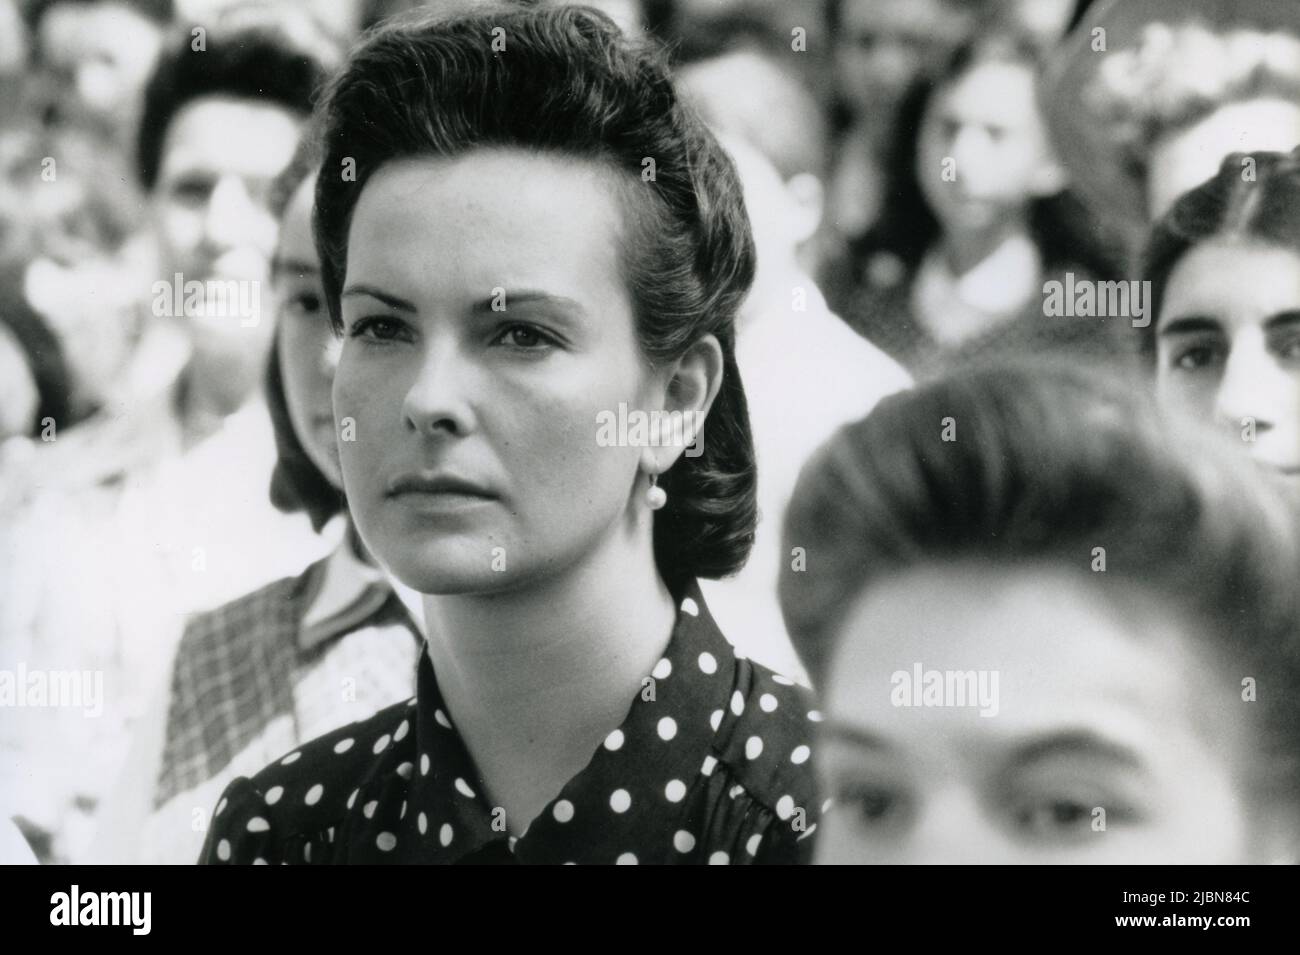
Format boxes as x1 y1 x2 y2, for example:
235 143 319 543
646 472 667 511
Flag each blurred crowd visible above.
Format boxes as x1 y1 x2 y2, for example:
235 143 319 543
1 0 1299 865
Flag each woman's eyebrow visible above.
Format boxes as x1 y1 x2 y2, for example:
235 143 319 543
1157 315 1223 337
469 289 587 317
1264 310 1300 331
1008 730 1143 771
270 256 319 278
340 284 417 312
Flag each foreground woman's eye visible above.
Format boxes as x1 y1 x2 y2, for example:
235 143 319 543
348 317 410 343
835 783 911 833
1010 796 1132 844
492 323 555 350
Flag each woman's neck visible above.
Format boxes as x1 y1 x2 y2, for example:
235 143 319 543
420 515 676 831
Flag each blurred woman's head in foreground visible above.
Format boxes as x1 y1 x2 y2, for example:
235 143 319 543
782 361 1300 863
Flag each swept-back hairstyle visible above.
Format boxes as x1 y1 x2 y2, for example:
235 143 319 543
313 3 759 581
1140 147 1300 360
781 359 1300 788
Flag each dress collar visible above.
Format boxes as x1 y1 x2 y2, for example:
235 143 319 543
298 533 423 653
388 579 736 863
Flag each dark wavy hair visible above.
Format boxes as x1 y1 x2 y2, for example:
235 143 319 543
1139 148 1300 362
313 3 759 582
781 363 1300 770
136 4 340 191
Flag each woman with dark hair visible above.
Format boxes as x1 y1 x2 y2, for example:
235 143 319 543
828 33 1126 374
781 360 1300 863
1140 148 1300 492
86 134 425 865
200 4 820 866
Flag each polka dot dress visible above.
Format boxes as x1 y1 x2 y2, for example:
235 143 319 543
199 580 821 864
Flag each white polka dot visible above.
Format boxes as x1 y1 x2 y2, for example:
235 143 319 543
610 789 632 813
745 735 764 759
709 851 729 865
346 789 358 809
604 729 624 751
807 710 824 722
746 834 762 856
303 842 312 862
657 716 677 741
264 786 283 806
772 674 794 686
216 839 231 861
280 751 301 766
731 691 745 716
776 795 795 820
701 755 717 776
215 797 227 816
393 719 410 742
553 799 575 823
709 709 723 731
822 798 834 814
246 816 270 833
454 777 476 799
304 784 323 806
372 733 391 754
363 800 378 819
508 836 518 852
376 832 397 852
396 761 414 779
791 745 811 765
252 858 268 865
665 779 686 802
434 708 452 729
681 596 699 616
333 737 354 754
729 784 744 799
418 812 427 835
698 652 718 675
652 657 672 679
759 693 778 713
616 852 638 865
673 830 696 853
439 823 453 846
420 753 430 776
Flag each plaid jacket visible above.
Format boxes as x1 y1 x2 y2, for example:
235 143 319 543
155 553 421 807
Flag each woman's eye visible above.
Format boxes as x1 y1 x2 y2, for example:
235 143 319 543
1173 343 1223 371
493 324 553 350
836 784 908 831
286 291 322 316
348 317 408 343
1276 335 1300 362
169 175 213 204
1012 798 1105 842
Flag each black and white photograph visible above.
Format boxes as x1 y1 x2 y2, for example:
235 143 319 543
0 0 1297 920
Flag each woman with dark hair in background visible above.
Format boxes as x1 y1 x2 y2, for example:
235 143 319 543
781 361 1300 864
827 33 1126 375
1139 149 1300 495
200 4 820 866
86 135 425 865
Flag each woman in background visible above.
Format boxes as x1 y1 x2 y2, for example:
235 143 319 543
87 135 425 864
781 361 1300 864
1140 148 1300 495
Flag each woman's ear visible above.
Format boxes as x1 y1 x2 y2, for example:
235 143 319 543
639 333 724 475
